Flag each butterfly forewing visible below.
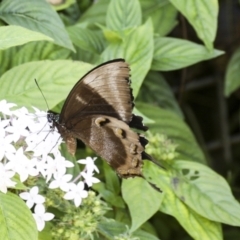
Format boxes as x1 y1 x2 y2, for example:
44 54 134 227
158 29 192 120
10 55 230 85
59 59 133 127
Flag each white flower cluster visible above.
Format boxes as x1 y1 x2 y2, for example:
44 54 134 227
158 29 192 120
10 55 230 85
0 100 100 231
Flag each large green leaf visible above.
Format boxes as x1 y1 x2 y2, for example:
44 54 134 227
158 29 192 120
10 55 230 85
140 0 178 36
0 0 74 51
103 161 121 195
0 192 37 240
97 218 159 240
71 46 100 64
169 0 218 50
106 0 142 31
124 19 154 97
170 161 240 226
137 71 183 119
0 41 71 79
224 47 240 96
13 41 71 66
0 60 93 110
67 24 106 54
143 161 223 240
152 37 224 71
122 178 163 232
0 25 53 50
92 182 125 208
133 107 155 124
38 222 52 240
0 46 18 76
137 103 206 163
78 0 109 28
132 229 159 240
102 19 154 97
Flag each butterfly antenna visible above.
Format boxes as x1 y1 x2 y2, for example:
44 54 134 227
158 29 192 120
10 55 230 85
35 79 50 110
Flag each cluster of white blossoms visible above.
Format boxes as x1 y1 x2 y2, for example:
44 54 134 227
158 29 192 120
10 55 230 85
0 100 100 231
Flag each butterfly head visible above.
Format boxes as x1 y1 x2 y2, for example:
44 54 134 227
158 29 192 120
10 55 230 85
47 111 59 125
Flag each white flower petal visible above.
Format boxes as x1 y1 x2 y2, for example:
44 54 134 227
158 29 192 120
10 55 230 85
74 196 82 207
63 191 75 200
19 192 30 200
43 212 54 221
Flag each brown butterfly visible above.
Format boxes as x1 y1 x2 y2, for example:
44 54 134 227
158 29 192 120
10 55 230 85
47 59 153 178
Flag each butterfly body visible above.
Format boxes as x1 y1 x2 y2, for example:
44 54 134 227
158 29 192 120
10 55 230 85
48 59 150 178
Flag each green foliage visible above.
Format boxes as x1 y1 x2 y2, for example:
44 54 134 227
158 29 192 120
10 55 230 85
0 25 53 50
122 178 163 233
169 0 218 50
224 47 240 96
0 192 38 240
139 103 206 164
0 0 238 239
137 71 183 118
0 0 74 51
152 37 224 71
0 60 93 109
143 161 223 240
140 0 178 36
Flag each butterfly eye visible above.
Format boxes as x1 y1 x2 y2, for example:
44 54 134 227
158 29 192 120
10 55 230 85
47 112 59 124
47 113 53 123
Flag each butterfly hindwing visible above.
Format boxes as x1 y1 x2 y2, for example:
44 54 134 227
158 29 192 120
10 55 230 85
60 115 145 178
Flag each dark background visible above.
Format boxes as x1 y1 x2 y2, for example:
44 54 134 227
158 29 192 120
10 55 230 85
161 1 240 238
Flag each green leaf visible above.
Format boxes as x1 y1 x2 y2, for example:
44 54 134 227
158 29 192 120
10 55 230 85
0 192 37 240
101 19 154 97
106 0 142 31
92 182 125 208
224 47 240 96
67 24 106 54
169 0 218 50
133 107 155 124
71 46 100 64
101 42 124 61
0 46 18 76
122 178 163 232
97 218 130 239
152 37 224 71
60 144 80 177
124 19 154 97
0 25 53 50
0 41 71 78
0 0 74 51
78 0 109 28
103 161 121 195
97 218 159 240
138 103 206 164
13 41 71 66
38 222 52 240
97 24 124 43
137 71 183 119
132 230 159 240
170 160 240 226
12 175 28 190
143 161 223 240
52 0 75 11
0 60 93 110
140 0 178 36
